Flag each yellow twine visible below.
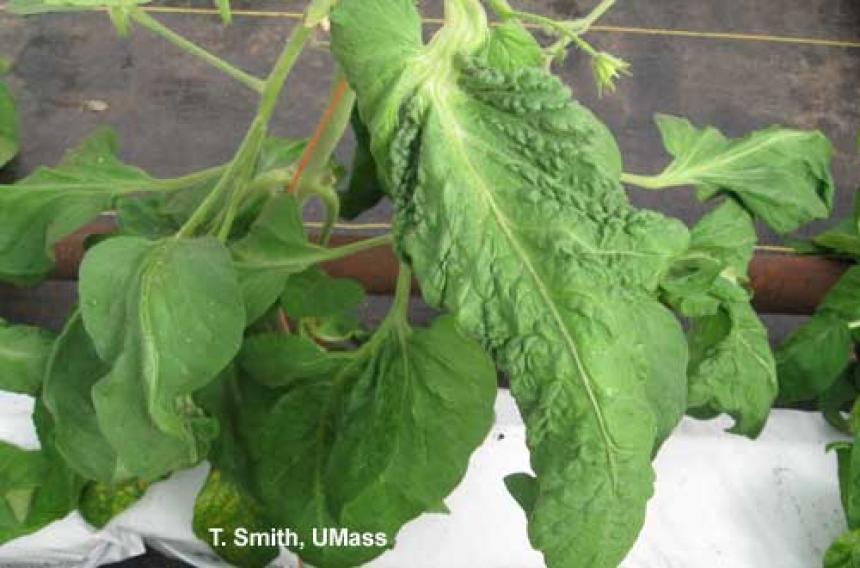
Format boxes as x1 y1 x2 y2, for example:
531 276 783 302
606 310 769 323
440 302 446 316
0 4 857 49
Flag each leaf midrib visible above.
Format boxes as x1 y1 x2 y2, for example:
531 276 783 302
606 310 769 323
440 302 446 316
432 96 620 486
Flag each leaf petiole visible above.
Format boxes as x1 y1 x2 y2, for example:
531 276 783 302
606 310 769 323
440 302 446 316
129 9 265 93
620 172 674 190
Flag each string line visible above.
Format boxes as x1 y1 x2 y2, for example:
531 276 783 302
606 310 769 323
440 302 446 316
0 4 857 49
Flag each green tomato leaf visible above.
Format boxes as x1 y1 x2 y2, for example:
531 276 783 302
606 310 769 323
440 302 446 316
670 202 777 437
281 268 365 319
776 313 851 404
628 301 688 451
841 401 860 529
339 109 386 219
825 529 860 568
820 364 858 435
42 311 122 482
480 20 544 72
0 321 53 396
255 316 496 567
686 294 777 437
821 267 860 325
0 71 18 169
333 2 692 565
0 128 154 284
814 217 860 258
78 236 245 480
239 333 345 388
0 402 84 545
232 195 339 324
79 479 149 528
776 266 860 404
0 442 48 542
645 114 834 234
193 469 276 568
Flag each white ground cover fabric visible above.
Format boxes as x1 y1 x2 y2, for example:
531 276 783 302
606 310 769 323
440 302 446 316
0 389 847 568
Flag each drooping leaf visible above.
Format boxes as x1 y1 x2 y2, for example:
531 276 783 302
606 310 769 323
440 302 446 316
825 529 860 568
776 313 851 404
674 202 777 437
79 479 149 528
686 290 777 437
0 442 49 543
281 268 365 319
231 195 363 325
0 321 53 396
339 109 386 219
78 236 245 480
0 128 153 284
193 469 276 568
0 65 18 169
640 114 834 234
0 402 84 545
776 266 860 404
281 267 368 342
254 315 496 567
660 199 756 318
239 333 345 388
820 364 858 435
332 2 692 566
42 311 122 482
814 217 860 258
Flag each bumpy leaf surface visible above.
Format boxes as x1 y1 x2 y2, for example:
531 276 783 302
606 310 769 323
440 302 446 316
678 201 777 437
79 236 244 480
332 1 691 565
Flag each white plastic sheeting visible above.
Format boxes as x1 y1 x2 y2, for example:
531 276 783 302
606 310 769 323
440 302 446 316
0 390 847 568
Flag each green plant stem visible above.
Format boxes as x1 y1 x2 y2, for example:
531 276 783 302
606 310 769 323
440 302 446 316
216 25 314 240
290 69 356 245
501 0 615 60
390 263 414 321
178 23 313 240
130 9 265 93
150 164 227 191
294 72 356 198
316 233 393 263
620 172 674 190
178 117 266 238
258 24 315 124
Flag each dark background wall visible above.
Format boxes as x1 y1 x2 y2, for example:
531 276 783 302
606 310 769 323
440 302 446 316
1 0 859 342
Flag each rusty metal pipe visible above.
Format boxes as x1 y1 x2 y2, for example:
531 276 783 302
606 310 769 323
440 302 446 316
50 222 850 316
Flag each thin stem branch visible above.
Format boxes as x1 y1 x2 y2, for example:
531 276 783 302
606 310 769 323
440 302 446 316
258 24 314 123
316 234 393 263
620 172 670 189
391 263 413 319
288 76 354 195
177 117 266 238
150 164 227 191
130 9 265 93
